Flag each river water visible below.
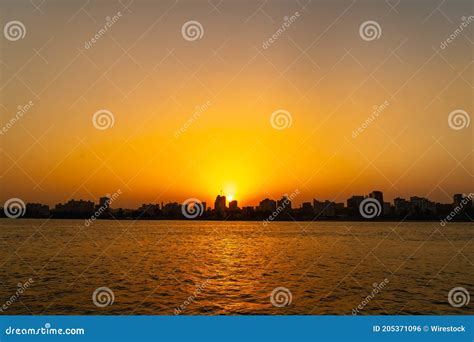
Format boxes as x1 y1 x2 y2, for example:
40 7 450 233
0 219 471 315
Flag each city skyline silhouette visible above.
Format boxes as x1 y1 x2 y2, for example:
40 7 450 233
2 189 472 222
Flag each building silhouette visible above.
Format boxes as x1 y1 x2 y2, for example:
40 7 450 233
258 198 276 212
214 195 226 213
162 202 180 215
347 195 365 216
55 199 94 215
369 191 384 215
300 202 313 214
394 197 410 215
228 200 239 211
138 203 161 217
277 196 292 212
453 194 465 206
99 196 111 209
313 199 336 217
410 196 436 215
453 194 472 213
25 203 50 217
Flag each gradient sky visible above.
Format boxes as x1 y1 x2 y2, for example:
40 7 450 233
0 0 472 208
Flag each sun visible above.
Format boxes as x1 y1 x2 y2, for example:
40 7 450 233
227 194 234 202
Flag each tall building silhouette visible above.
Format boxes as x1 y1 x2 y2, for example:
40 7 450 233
277 196 292 212
369 191 384 215
99 196 111 208
347 195 364 216
300 202 313 214
453 194 472 212
214 195 226 213
453 194 464 205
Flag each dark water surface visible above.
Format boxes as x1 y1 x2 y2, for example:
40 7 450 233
0 219 472 315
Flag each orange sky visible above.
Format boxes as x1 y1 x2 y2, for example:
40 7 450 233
0 0 472 208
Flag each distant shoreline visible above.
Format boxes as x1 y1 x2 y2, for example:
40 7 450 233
3 192 472 225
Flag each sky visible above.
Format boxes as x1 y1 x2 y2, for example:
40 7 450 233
0 0 472 208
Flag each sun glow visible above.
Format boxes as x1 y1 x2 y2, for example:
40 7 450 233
0 0 470 210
